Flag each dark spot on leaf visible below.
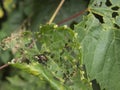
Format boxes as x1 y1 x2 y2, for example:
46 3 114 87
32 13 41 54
91 79 101 90
114 23 120 29
111 6 119 11
105 0 112 7
92 13 104 23
112 12 119 18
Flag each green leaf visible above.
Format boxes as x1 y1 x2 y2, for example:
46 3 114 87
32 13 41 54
75 10 120 90
5 24 92 90
11 62 69 90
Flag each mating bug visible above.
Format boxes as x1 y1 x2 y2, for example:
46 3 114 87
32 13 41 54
34 54 48 65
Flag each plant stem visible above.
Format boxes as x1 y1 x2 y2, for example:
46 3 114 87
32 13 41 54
57 8 88 25
48 0 65 24
0 63 9 70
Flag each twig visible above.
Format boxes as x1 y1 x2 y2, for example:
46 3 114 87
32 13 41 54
57 8 88 25
0 63 9 70
48 0 65 24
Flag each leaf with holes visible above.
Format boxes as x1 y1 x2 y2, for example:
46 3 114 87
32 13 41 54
75 1 120 89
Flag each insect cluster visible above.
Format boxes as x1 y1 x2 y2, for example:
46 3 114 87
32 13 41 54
34 54 48 65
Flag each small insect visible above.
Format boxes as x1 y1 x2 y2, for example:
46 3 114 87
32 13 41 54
34 54 48 64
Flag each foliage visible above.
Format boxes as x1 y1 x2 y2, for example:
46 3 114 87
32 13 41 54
0 0 120 90
75 0 120 90
1 24 92 90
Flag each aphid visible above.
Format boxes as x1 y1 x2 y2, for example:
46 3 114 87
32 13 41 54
34 54 48 64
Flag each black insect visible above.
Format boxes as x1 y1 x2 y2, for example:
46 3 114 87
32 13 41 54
34 54 48 64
